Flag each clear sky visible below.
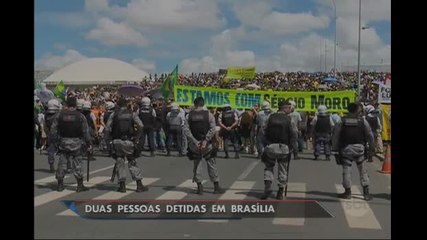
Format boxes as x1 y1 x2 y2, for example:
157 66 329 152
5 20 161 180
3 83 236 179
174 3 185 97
35 0 390 74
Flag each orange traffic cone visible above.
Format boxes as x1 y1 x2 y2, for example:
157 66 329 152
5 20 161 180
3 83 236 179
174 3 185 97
379 145 391 174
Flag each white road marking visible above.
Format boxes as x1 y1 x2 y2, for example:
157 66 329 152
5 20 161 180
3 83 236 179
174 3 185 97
34 164 114 185
272 183 306 226
34 176 110 207
335 184 382 229
237 161 260 180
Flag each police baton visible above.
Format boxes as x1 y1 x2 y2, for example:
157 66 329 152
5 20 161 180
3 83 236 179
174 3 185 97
110 142 118 182
87 145 91 182
110 162 117 182
87 158 90 182
285 152 292 197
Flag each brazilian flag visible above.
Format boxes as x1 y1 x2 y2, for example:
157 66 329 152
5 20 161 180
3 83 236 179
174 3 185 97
53 80 66 101
160 65 178 100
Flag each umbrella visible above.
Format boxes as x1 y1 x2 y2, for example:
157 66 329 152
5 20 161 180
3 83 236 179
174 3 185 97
118 84 144 97
35 89 54 104
35 83 54 104
323 77 337 83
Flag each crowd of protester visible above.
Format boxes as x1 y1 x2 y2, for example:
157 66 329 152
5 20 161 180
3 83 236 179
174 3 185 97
141 70 390 103
40 70 389 108
34 70 390 163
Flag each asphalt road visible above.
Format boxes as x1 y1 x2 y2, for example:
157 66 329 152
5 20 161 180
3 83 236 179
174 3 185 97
34 148 391 239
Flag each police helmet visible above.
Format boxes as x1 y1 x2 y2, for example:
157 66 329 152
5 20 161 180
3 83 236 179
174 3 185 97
261 101 270 110
82 101 92 110
105 101 115 110
102 92 110 99
171 102 179 110
223 103 231 111
365 105 375 114
318 105 328 115
76 99 85 110
141 97 151 105
278 100 291 108
47 99 62 112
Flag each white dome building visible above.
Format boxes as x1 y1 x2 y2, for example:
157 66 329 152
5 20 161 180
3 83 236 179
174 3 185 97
43 58 149 85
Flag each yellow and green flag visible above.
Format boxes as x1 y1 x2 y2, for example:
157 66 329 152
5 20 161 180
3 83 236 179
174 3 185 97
161 65 178 100
53 80 66 101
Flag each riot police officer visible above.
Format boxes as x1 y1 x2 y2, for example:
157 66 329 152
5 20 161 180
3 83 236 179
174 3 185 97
138 97 156 157
261 100 297 200
166 102 185 156
76 99 85 112
255 101 274 159
49 97 91 192
311 105 334 160
102 101 115 127
44 98 62 173
100 101 115 155
183 97 225 195
286 100 302 160
332 103 375 201
82 101 97 161
105 98 148 193
218 103 240 159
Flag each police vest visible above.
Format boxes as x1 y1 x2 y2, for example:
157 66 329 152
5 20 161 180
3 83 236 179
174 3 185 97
222 111 235 127
315 114 332 133
112 110 135 140
340 116 366 146
365 115 379 131
168 111 181 127
139 107 154 128
188 110 210 141
58 110 83 138
103 111 113 125
265 113 291 145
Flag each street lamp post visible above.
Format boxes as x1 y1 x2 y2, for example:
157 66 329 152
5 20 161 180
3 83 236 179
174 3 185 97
319 42 322 72
357 0 361 100
325 41 327 72
332 0 337 73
